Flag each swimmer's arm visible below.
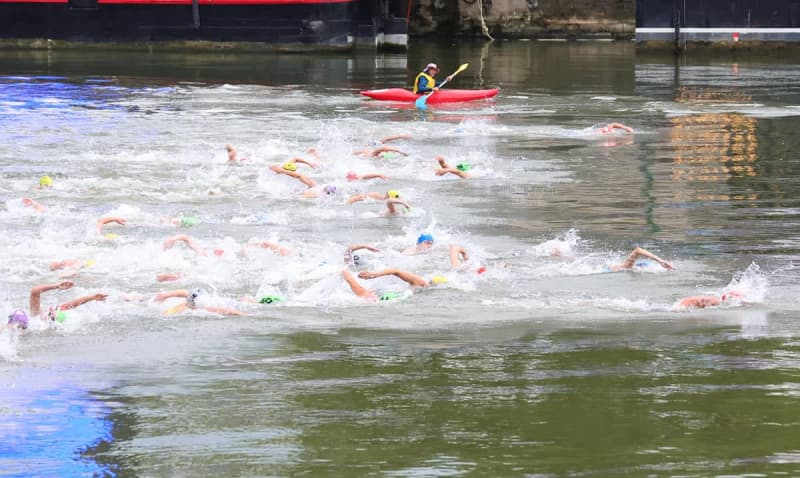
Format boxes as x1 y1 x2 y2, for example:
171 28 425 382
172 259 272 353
367 191 387 201
297 174 318 189
385 199 410 215
370 146 408 157
59 293 107 311
96 216 127 235
30 281 74 316
50 260 81 271
253 241 293 256
156 272 185 282
290 157 320 170
342 270 376 300
380 134 412 144
347 193 367 204
204 305 248 317
450 245 469 269
163 234 205 255
22 198 46 212
359 268 427 288
305 147 321 161
359 173 388 181
155 289 189 302
436 168 469 179
347 244 380 254
609 122 634 133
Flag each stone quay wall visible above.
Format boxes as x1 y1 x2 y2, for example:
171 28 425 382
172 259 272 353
411 0 635 39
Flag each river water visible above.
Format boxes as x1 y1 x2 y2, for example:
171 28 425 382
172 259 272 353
1 41 799 476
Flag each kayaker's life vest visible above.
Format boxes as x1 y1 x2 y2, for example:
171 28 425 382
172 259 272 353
413 72 436 94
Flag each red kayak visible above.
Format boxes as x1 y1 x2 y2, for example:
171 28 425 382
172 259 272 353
360 88 499 104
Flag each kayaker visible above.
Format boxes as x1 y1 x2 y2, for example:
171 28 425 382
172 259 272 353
413 63 453 94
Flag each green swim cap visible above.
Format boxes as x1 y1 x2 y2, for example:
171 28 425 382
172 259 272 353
259 295 282 304
55 310 68 323
456 163 471 172
379 292 400 301
180 216 198 227
379 152 398 159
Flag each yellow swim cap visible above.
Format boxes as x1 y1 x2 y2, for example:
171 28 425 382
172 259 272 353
282 162 297 172
387 190 399 199
85 259 96 268
104 233 119 240
430 275 448 284
40 175 53 187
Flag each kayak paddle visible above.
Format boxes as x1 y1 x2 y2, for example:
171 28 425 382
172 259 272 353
415 63 469 108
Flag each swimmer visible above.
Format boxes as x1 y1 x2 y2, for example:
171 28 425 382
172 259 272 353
163 234 206 255
21 198 46 212
225 144 248 164
302 184 338 199
385 197 411 216
677 291 744 309
96 216 127 236
607 247 674 272
246 240 293 256
157 288 247 316
353 145 408 158
49 259 96 278
595 122 634 134
449 245 470 269
269 163 318 189
347 189 402 204
5 310 29 330
28 280 107 319
435 156 471 179
346 172 389 182
345 244 380 266
403 233 434 255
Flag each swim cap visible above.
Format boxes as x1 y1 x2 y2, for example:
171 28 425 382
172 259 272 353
425 63 439 72
7 310 28 329
54 310 67 324
323 185 337 196
387 190 399 199
476 266 487 275
282 162 297 172
379 292 400 301
85 259 96 268
187 288 201 306
346 172 359 181
430 275 448 284
417 233 434 244
378 152 398 159
259 295 282 304
456 163 471 172
39 175 53 187
180 216 198 227
104 233 119 240
351 254 369 268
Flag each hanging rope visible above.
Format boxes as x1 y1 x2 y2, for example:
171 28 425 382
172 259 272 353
479 0 494 41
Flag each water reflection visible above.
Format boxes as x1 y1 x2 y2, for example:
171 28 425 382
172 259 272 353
0 368 114 477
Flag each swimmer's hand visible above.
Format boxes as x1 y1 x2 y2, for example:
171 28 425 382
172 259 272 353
58 281 75 290
660 261 675 270
358 271 380 280
93 293 108 302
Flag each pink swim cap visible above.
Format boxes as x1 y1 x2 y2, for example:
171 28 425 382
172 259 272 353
346 172 359 181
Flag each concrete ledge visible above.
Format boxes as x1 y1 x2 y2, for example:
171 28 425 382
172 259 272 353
0 38 354 53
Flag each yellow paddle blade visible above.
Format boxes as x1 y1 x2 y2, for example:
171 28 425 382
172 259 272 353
453 63 469 75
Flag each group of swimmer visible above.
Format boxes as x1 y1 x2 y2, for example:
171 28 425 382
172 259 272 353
4 71 750 334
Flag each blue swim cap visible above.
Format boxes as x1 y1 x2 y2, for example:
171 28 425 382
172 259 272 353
417 233 434 244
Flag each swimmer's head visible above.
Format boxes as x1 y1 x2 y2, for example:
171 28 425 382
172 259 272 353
54 310 67 324
39 175 53 187
351 254 369 269
430 275 448 285
379 292 400 301
323 185 337 196
416 233 434 245
259 295 282 304
282 162 297 172
187 288 201 307
456 163 471 172
180 216 198 227
7 310 28 329
346 172 359 181
387 190 400 199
